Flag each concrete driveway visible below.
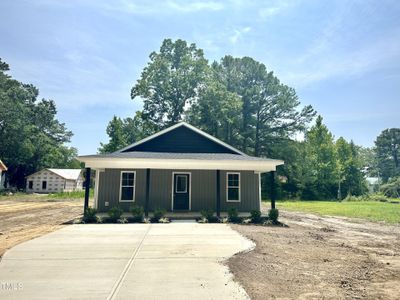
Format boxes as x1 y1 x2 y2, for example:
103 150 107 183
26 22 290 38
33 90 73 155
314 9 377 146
0 222 253 299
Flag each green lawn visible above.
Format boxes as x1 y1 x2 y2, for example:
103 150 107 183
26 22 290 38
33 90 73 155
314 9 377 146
0 189 93 201
275 200 400 224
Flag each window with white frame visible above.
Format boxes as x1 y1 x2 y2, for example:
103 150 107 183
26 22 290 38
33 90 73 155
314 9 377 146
120 171 136 202
227 173 240 202
175 175 188 193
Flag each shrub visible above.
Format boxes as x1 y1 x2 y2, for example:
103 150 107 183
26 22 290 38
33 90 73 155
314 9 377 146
268 208 279 224
380 177 400 198
228 208 241 223
151 208 166 223
130 205 144 223
369 193 390 202
200 209 214 219
83 207 98 223
108 206 124 223
200 209 220 223
250 210 262 224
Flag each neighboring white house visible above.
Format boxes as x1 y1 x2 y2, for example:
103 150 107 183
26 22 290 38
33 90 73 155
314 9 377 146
26 169 83 193
0 160 7 190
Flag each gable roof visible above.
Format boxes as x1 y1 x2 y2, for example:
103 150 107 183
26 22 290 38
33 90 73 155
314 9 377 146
77 122 284 172
117 122 246 155
48 169 82 180
27 169 82 180
0 160 7 171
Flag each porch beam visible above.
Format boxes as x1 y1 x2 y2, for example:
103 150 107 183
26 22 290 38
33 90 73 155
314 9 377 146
145 168 150 217
270 171 276 209
84 167 91 214
216 170 221 217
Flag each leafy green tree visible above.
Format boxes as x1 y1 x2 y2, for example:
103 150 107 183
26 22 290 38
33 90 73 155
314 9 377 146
99 112 157 153
212 56 315 155
336 137 366 198
358 146 379 177
375 128 400 182
303 116 338 199
131 39 209 129
99 116 126 153
0 58 76 187
186 64 242 146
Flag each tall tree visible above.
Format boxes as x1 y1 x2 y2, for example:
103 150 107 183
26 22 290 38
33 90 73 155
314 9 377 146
186 63 242 146
0 58 77 187
212 56 315 155
375 128 400 182
131 39 209 129
98 116 126 153
303 116 338 199
336 137 366 198
99 112 157 153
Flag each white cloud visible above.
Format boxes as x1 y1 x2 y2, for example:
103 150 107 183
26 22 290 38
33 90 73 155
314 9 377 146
283 29 400 87
258 1 291 19
229 26 251 44
102 0 224 15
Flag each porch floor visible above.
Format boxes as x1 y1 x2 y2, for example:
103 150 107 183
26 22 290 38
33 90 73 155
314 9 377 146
97 212 252 220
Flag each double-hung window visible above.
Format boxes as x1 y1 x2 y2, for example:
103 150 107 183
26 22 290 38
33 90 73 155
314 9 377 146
120 171 136 202
227 172 240 202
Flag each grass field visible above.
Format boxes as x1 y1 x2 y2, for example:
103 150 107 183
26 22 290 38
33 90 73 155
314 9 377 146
0 189 94 201
275 200 400 224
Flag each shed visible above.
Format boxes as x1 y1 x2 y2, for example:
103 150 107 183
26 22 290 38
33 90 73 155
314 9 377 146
26 169 83 193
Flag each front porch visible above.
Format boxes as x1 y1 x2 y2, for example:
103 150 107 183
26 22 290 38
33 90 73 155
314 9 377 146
83 167 278 217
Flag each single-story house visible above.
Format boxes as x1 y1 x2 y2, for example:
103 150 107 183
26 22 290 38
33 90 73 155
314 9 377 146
26 169 83 193
0 160 7 190
77 122 284 215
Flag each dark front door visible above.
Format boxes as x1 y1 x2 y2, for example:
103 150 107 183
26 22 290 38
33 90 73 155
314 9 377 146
173 173 190 210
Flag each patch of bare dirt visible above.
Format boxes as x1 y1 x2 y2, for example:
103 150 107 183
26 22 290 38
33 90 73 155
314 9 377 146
0 196 90 257
228 210 400 300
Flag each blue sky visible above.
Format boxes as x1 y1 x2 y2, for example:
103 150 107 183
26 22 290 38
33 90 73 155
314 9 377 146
1 0 399 155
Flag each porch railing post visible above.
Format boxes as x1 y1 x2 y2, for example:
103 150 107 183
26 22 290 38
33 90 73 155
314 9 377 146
216 170 221 217
270 171 276 209
84 167 91 214
145 168 150 217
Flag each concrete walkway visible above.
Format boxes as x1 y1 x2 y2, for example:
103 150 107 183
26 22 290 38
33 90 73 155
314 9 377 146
0 223 253 299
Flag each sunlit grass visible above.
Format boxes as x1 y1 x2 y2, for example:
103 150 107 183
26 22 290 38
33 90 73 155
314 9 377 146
47 189 94 199
272 200 400 224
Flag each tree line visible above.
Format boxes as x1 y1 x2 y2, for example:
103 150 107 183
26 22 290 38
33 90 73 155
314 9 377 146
99 39 399 200
1 38 398 197
0 58 79 188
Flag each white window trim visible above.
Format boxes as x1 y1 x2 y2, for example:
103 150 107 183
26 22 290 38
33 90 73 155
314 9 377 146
119 171 136 202
226 172 241 202
175 175 188 193
171 172 191 211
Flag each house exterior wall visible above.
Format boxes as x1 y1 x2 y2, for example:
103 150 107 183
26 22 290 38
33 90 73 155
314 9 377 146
26 170 83 193
97 168 260 213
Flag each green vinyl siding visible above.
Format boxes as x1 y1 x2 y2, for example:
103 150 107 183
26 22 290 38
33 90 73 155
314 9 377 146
97 168 260 212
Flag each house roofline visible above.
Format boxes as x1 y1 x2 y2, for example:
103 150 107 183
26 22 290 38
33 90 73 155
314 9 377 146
26 168 81 180
115 122 247 156
77 156 284 173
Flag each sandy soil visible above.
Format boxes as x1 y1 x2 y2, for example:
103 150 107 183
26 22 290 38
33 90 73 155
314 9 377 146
0 195 87 257
228 209 400 300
